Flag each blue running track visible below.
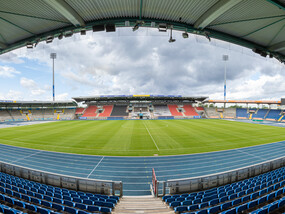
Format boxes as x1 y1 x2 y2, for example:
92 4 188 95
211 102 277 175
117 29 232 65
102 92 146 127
0 141 285 196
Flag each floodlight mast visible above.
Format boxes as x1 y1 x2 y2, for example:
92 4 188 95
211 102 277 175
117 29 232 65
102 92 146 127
50 53 57 101
222 55 229 108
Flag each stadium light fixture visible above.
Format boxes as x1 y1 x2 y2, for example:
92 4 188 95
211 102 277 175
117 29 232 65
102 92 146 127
34 39 40 47
252 48 268 58
58 33 63 40
169 28 176 43
80 29 86 35
50 53 57 102
46 36 54 44
204 31 211 42
26 42 33 49
133 20 145 32
125 21 130 27
182 32 189 38
158 23 167 32
64 31 73 37
93 25 105 32
106 24 116 32
222 55 229 108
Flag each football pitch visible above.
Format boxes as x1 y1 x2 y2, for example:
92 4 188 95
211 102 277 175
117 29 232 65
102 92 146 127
0 119 285 156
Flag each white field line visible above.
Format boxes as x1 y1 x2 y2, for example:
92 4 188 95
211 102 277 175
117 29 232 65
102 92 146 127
143 122 159 151
87 156 104 178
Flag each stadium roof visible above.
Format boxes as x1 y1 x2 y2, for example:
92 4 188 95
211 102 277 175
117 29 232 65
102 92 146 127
1 0 285 63
0 100 77 107
206 99 282 105
72 95 208 103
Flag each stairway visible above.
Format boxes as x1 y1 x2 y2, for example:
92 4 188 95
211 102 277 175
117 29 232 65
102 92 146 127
113 196 173 214
249 113 253 119
278 115 284 122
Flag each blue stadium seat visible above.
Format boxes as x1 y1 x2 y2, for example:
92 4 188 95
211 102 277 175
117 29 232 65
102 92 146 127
267 192 275 201
258 196 267 204
196 209 207 214
100 207 112 213
174 206 188 213
199 202 208 209
41 200 52 208
87 205 100 212
37 207 51 214
232 198 241 206
51 203 64 211
169 201 181 208
64 206 77 214
236 203 247 213
221 201 232 210
268 201 279 212
209 198 219 206
182 200 192 206
64 200 75 207
221 208 236 214
248 199 258 209
208 205 220 214
26 203 37 212
188 204 199 211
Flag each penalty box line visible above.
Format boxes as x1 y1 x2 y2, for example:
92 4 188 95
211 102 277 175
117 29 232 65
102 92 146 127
143 122 159 151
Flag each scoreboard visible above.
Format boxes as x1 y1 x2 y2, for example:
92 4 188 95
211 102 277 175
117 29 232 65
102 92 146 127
282 98 285 105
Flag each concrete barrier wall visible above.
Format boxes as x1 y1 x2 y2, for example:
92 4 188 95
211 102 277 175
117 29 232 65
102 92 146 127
164 156 285 195
0 161 122 196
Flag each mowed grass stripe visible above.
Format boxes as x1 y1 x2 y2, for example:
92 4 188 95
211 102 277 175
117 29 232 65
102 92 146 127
0 119 284 156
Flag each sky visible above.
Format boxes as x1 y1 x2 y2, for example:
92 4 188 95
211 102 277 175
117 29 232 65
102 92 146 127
0 27 284 102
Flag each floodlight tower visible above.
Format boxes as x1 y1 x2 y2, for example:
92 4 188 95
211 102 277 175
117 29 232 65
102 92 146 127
222 55 229 108
50 53 57 101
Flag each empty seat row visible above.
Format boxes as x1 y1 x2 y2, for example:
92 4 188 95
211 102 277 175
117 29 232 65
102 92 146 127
163 167 285 213
0 172 119 213
0 203 24 214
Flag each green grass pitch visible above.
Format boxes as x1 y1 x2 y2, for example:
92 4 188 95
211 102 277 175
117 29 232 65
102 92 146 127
0 119 285 156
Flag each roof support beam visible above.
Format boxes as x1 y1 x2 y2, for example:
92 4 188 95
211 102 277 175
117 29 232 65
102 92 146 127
43 0 85 27
139 0 143 20
268 41 285 51
194 0 243 29
267 0 285 11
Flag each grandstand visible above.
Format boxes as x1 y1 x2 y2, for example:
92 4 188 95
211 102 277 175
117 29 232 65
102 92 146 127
1 0 285 213
73 95 207 120
0 101 76 122
163 166 285 214
1 98 285 123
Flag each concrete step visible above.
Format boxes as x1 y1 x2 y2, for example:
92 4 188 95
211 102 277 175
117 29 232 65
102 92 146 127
113 196 172 214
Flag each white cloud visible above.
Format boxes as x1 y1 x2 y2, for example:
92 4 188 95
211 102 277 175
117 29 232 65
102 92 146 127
20 77 47 96
0 90 23 100
0 52 24 64
20 77 37 89
5 28 285 101
0 66 20 78
56 93 69 100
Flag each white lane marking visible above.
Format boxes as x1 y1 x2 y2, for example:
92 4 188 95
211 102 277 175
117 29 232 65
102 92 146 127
11 151 43 164
236 149 266 160
87 156 104 178
143 122 159 151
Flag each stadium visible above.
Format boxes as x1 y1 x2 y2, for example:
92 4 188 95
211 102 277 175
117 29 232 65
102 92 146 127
1 1 285 214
